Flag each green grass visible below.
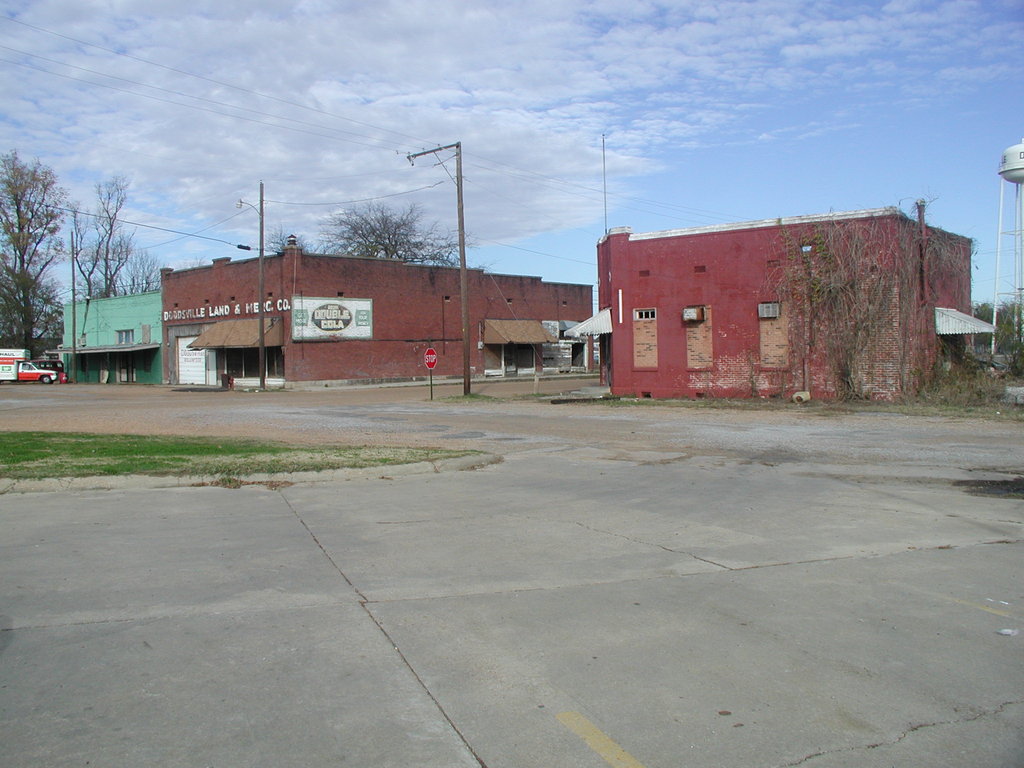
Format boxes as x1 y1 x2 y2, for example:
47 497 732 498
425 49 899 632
0 432 475 481
440 393 497 403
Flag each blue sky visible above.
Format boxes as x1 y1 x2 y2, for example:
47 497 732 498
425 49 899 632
2 0 1022 306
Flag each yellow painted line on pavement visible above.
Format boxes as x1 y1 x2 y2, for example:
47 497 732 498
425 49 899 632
556 711 648 768
947 596 1015 618
903 584 1020 619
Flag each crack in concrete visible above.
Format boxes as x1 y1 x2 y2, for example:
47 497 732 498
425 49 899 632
781 699 1024 766
569 520 732 569
280 491 490 768
568 520 867 572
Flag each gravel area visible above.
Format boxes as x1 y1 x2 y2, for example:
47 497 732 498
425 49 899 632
2 379 1022 475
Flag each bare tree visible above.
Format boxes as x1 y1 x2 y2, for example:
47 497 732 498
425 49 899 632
119 248 162 293
76 176 139 298
0 150 68 352
266 225 315 255
320 202 459 266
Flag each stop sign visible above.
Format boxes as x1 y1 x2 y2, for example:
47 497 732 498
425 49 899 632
423 347 438 369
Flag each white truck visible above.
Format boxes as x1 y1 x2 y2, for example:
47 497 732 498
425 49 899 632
0 349 64 384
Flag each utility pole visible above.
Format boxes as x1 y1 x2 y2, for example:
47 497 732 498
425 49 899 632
70 225 77 383
602 133 608 234
407 142 470 395
258 180 266 392
238 182 266 390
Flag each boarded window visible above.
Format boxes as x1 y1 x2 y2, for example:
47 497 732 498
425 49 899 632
759 302 788 367
686 305 713 369
632 308 658 367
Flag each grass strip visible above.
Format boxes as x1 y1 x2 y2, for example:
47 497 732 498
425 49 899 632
0 432 475 480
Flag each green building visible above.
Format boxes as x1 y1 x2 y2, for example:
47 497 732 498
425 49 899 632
61 292 163 384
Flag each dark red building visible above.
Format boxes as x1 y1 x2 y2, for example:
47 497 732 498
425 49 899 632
590 207 977 401
161 239 593 387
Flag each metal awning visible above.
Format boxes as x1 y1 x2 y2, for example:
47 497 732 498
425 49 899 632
189 318 284 349
934 307 995 335
482 319 556 345
49 343 161 356
564 308 612 337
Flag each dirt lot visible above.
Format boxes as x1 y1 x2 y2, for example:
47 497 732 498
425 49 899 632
2 379 1022 475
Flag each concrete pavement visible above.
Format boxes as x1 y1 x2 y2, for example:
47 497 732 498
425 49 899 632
2 439 1022 767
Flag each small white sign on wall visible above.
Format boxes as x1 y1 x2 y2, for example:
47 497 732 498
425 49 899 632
292 296 373 341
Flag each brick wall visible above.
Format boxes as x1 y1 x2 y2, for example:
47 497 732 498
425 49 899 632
600 210 973 400
161 248 592 384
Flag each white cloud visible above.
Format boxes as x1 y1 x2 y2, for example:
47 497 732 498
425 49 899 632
0 0 1021 284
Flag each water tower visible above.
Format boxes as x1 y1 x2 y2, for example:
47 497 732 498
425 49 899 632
993 139 1024 353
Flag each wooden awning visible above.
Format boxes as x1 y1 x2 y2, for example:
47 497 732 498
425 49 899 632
189 318 284 349
483 319 556 345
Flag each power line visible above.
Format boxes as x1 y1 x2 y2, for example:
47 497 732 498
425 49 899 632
266 182 444 206
3 16 749 268
145 210 251 250
53 205 247 249
0 54 401 152
3 16 439 150
0 43 407 150
475 238 594 266
4 16 743 227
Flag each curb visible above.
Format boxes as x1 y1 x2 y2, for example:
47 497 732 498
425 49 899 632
0 453 503 495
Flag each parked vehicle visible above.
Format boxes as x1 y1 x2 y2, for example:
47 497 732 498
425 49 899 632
0 349 67 384
31 358 65 375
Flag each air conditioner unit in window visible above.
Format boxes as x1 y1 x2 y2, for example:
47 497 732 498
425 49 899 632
682 305 705 322
758 302 780 319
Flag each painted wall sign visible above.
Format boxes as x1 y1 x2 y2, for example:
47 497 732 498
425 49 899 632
163 298 290 323
292 296 373 340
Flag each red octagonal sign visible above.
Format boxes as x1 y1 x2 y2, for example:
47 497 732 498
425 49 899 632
423 347 438 369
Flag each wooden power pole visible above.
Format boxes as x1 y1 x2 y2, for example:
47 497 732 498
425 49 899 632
407 142 470 395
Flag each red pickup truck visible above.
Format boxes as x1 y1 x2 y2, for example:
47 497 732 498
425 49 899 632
0 350 67 384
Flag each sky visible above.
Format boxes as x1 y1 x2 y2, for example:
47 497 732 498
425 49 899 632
1 0 1023 307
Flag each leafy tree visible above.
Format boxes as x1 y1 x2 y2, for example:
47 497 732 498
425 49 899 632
320 202 459 266
976 299 1024 374
0 150 68 353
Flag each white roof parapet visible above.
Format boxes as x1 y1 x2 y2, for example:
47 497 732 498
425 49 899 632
934 307 995 335
628 207 904 241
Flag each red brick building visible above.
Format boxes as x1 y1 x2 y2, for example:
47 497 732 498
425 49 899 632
590 207 976 401
160 239 592 387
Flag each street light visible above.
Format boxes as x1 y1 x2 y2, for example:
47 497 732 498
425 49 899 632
236 181 266 391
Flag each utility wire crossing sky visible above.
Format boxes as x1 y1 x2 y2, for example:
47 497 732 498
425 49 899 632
2 1 1022 302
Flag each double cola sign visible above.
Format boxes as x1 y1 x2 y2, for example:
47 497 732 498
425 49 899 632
311 302 353 332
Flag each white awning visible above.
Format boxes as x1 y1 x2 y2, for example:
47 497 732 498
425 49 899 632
934 307 995 335
565 308 612 337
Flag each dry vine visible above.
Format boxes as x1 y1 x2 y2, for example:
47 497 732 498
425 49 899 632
770 212 970 400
